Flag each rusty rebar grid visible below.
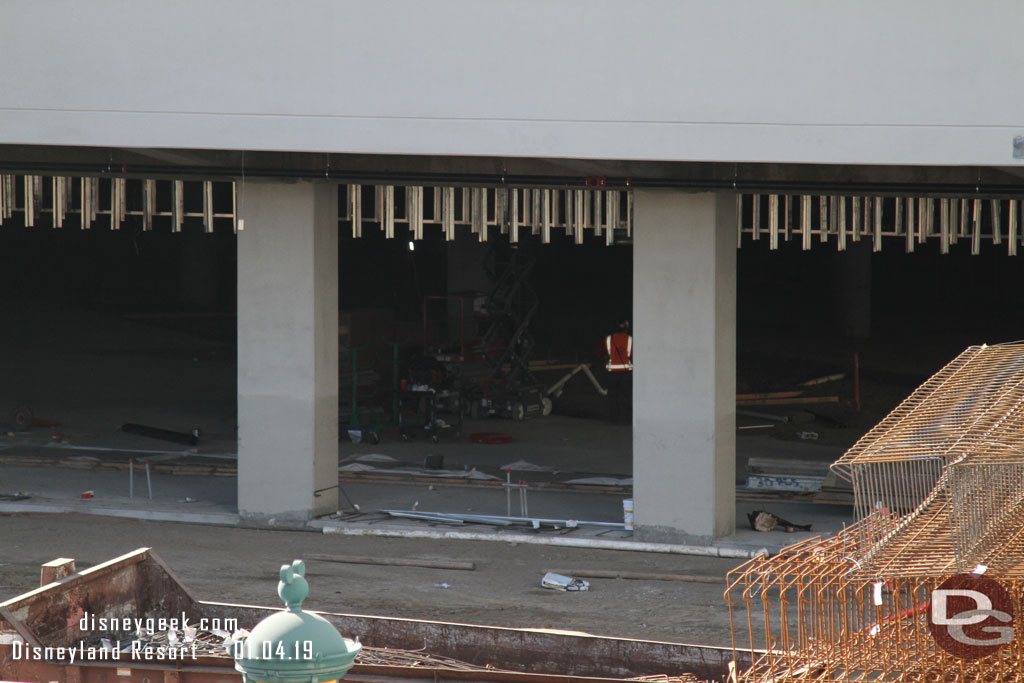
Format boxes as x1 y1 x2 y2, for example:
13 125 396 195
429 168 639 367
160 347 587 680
726 521 1024 682
727 345 1024 681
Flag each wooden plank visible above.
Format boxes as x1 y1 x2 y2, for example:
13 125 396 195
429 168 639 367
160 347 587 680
819 195 829 243
873 197 882 251
542 189 551 244
530 188 541 236
751 193 760 241
40 558 75 587
784 194 792 241
1010 199 1019 257
495 186 507 235
625 190 632 238
605 190 616 245
905 197 915 253
949 196 960 244
737 396 839 407
307 553 476 571
972 198 981 255
736 194 744 247
837 196 847 250
24 174 35 227
917 197 926 244
510 188 519 243
202 180 213 233
736 391 803 400
440 186 453 241
479 187 488 242
801 195 812 250
143 178 154 231
544 569 723 584
852 196 861 241
383 184 395 239
939 198 950 254
991 199 1002 245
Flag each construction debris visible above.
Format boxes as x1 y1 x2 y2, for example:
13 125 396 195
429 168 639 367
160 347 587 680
797 372 846 386
745 510 811 533
541 572 590 592
745 455 829 492
806 408 847 428
744 473 821 492
737 409 789 423
381 509 626 530
546 363 608 398
121 423 199 446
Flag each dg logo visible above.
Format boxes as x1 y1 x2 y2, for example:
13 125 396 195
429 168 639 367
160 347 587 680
929 574 1015 660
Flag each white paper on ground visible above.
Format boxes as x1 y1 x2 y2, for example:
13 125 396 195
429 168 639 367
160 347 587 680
541 572 590 592
501 459 558 472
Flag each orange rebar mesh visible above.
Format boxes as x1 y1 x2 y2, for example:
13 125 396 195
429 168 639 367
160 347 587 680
726 345 1024 681
832 344 1024 556
725 519 1024 682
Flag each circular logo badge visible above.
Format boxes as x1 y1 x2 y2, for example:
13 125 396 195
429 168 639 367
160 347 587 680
929 574 1014 660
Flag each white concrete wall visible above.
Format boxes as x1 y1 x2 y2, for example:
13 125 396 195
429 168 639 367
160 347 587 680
2 1 1022 166
633 191 736 541
237 180 339 521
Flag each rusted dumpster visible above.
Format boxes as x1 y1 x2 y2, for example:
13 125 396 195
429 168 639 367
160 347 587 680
0 548 746 683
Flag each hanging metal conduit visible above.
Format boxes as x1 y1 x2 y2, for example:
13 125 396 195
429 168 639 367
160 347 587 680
1 173 1022 254
737 193 1024 256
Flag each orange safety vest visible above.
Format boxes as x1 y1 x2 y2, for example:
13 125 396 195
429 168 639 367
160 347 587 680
605 332 633 372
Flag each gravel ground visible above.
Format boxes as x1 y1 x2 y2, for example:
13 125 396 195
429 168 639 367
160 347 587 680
0 513 745 647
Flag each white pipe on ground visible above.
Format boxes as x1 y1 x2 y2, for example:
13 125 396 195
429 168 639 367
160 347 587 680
320 525 767 559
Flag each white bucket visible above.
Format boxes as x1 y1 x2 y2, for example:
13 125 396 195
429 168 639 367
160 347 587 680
622 498 634 531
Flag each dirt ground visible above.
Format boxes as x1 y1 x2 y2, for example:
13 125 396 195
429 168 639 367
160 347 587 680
0 513 744 647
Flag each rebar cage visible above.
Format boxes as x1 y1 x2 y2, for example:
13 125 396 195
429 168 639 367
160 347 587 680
725 520 1024 682
832 344 1024 561
727 344 1024 681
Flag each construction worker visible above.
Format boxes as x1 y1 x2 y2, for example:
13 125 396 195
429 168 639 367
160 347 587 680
605 320 632 424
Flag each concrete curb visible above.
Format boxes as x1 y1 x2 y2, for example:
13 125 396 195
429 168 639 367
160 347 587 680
0 501 240 526
0 501 769 558
316 522 768 559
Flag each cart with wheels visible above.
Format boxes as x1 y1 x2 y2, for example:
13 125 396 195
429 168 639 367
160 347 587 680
398 387 462 442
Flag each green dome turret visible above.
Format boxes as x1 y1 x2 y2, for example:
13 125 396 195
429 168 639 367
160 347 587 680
234 560 361 683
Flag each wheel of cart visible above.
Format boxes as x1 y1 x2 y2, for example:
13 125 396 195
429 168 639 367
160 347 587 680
11 406 33 431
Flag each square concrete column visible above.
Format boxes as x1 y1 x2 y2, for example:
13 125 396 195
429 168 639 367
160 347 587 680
632 191 736 542
237 180 339 522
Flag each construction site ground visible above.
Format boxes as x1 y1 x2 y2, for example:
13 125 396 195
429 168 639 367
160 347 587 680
1 299 1012 651
0 427 846 648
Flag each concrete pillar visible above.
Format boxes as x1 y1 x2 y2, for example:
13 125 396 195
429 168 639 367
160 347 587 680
632 191 736 543
237 180 339 523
